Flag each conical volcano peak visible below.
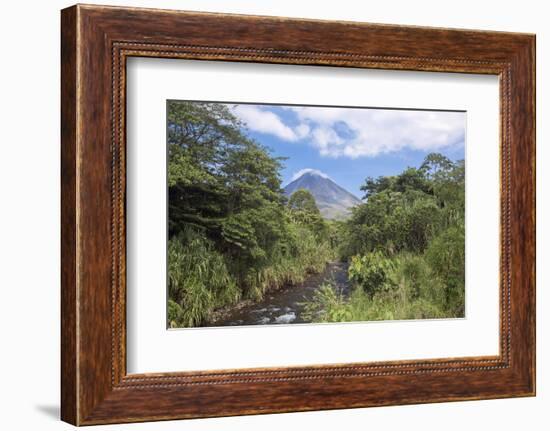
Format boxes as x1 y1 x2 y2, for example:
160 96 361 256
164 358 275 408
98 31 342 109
291 168 330 181
284 169 360 220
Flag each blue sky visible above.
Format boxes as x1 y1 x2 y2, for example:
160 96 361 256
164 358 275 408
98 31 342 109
228 103 465 199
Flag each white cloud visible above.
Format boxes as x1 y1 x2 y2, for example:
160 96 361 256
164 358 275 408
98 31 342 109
291 168 330 181
294 123 310 139
231 103 465 159
288 106 465 159
232 105 298 141
311 126 344 156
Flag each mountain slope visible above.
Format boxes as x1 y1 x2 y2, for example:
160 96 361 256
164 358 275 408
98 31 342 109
284 170 361 220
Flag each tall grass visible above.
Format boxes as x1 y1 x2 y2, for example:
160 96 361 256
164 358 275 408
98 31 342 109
169 225 334 327
241 225 334 300
168 227 240 328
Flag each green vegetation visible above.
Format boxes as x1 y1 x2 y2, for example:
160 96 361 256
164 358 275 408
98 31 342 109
167 100 465 327
304 153 465 322
167 101 333 327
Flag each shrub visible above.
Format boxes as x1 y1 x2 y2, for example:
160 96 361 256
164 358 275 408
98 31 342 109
301 281 352 323
425 225 465 316
348 251 395 297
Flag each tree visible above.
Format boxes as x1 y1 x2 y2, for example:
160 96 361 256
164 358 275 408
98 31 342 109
167 101 286 258
360 175 394 200
167 101 246 236
420 152 454 180
287 189 328 239
288 189 320 214
341 153 463 259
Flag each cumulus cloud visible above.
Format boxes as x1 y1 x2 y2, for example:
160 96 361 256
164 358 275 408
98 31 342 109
294 123 311 139
231 103 465 159
291 168 330 181
288 106 465 159
232 104 298 141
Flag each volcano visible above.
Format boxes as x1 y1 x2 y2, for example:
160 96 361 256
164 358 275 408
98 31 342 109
284 170 361 220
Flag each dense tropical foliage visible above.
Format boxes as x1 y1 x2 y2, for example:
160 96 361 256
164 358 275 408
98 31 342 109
304 153 465 321
167 101 333 327
167 100 465 327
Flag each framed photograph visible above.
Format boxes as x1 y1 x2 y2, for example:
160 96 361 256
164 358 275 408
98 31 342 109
61 4 536 425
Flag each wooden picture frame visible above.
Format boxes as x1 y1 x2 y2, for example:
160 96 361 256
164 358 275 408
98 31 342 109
61 4 535 425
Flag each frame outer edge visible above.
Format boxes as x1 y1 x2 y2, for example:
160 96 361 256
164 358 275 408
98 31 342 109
61 4 80 426
531 34 536 396
60 4 536 425
526 35 536 395
507 34 536 395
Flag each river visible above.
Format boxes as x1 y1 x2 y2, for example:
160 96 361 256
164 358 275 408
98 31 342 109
207 261 351 327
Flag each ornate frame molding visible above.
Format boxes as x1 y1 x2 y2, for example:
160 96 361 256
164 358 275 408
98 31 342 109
61 5 535 425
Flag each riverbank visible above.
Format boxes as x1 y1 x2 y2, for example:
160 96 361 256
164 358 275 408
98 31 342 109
205 262 350 327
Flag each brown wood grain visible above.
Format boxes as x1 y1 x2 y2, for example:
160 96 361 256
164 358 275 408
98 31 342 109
60 5 78 425
61 4 535 425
